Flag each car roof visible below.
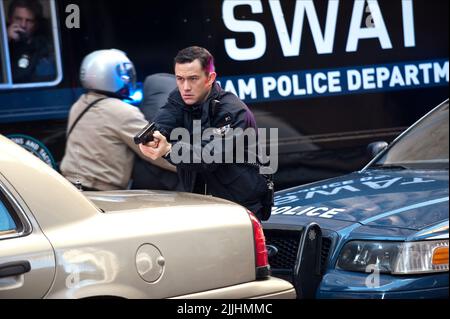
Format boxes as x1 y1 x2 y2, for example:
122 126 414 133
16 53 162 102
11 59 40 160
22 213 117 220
0 134 100 229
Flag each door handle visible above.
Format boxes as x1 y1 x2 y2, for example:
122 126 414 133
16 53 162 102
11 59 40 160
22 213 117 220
0 261 31 278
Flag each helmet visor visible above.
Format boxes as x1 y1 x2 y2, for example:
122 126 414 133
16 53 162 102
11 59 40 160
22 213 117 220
116 62 136 97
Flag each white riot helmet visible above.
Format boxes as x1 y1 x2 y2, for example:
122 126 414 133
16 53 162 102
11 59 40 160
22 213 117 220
80 49 136 98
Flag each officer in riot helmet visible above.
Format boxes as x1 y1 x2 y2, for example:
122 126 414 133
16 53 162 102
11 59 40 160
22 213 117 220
61 49 176 191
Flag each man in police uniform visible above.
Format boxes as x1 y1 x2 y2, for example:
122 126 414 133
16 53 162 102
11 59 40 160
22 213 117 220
139 46 272 220
7 0 55 83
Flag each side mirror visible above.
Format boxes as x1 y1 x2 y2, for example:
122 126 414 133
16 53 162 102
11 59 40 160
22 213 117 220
367 141 388 159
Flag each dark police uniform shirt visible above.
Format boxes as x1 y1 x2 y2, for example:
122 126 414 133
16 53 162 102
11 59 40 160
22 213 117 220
9 34 55 83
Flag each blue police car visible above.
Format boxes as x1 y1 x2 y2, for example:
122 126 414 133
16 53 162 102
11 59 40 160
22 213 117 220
264 99 449 299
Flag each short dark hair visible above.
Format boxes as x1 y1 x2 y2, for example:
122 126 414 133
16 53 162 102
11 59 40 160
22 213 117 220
174 46 215 74
8 0 43 21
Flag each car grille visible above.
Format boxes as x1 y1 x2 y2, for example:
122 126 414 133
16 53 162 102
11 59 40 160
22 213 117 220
265 229 333 274
265 229 301 270
320 237 332 273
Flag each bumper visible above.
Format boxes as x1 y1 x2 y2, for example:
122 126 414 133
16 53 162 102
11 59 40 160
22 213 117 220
316 270 449 299
317 287 449 299
171 277 296 299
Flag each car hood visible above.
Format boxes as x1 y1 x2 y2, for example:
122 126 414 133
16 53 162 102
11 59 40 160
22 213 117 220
85 190 235 212
270 169 449 230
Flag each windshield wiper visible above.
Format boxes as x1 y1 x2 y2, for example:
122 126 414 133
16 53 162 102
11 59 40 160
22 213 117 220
371 164 409 170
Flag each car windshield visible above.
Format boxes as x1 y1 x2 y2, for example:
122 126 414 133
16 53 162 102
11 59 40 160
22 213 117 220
373 101 449 169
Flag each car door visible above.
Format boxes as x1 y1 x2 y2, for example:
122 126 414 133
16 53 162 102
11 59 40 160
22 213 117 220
0 177 55 298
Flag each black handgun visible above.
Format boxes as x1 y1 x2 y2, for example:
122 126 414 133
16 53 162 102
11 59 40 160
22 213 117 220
134 122 156 144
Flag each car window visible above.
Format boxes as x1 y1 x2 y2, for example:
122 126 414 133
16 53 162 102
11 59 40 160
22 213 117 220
0 0 62 89
0 181 32 237
0 195 16 233
375 102 449 169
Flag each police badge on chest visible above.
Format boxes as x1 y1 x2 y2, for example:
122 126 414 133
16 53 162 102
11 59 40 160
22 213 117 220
213 113 233 137
18 54 30 69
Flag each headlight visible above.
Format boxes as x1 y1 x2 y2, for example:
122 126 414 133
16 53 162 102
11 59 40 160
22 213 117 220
337 240 449 275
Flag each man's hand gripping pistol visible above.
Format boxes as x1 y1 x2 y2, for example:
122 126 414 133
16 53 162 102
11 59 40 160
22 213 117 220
134 122 156 145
